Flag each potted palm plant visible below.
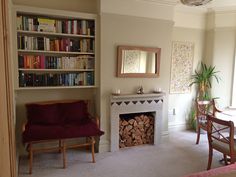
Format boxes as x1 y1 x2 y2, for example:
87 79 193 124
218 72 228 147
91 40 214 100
188 62 220 130
189 62 220 100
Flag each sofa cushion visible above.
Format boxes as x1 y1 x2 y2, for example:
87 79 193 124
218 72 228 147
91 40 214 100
58 101 88 124
64 119 104 138
22 123 65 143
26 103 61 125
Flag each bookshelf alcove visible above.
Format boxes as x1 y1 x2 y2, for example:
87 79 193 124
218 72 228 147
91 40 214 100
13 6 97 90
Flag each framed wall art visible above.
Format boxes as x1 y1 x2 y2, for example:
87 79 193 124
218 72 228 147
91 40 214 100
170 41 194 94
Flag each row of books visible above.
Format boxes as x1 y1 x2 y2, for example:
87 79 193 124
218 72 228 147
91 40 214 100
18 55 94 69
19 71 94 87
17 36 95 52
17 15 95 35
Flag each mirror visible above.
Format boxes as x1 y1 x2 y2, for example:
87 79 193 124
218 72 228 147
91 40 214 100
117 45 161 78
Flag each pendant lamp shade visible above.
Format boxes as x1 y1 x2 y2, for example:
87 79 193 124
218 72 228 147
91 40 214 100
180 0 212 6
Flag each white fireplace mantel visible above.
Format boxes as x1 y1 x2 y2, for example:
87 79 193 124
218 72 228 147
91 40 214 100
110 93 165 151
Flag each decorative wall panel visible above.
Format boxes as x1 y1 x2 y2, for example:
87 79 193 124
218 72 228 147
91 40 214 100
170 41 194 94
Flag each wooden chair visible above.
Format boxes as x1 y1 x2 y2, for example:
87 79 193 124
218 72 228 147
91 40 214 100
195 99 221 144
207 114 236 170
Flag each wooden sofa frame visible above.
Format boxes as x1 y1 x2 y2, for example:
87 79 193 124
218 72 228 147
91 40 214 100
22 99 100 174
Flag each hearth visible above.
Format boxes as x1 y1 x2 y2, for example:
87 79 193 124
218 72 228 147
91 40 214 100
119 112 155 148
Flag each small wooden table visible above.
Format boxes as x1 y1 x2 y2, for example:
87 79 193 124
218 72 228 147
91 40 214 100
215 108 236 127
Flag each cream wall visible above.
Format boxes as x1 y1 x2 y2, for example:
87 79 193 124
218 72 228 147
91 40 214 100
206 10 236 108
12 0 99 13
211 28 236 107
169 27 205 129
100 0 175 21
204 30 215 66
99 13 173 151
171 8 236 126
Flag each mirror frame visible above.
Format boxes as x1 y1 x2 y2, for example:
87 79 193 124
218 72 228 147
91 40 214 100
117 45 161 78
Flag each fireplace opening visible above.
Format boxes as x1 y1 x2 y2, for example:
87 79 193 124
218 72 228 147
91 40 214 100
119 112 155 148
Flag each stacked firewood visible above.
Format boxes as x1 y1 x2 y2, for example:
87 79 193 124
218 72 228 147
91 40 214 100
119 114 154 148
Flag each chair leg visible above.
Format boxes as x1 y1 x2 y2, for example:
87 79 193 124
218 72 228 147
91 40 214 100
196 127 201 144
62 140 66 169
223 154 228 165
230 155 235 164
91 137 95 163
207 147 213 170
29 143 33 174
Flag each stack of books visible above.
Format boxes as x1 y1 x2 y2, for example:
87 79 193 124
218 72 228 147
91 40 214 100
17 36 94 52
17 15 95 35
18 55 94 69
19 71 94 87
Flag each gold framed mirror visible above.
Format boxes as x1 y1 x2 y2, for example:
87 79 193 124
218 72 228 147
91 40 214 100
117 45 161 78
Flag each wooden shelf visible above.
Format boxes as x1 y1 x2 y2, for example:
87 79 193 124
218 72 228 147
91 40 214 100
15 85 96 90
17 49 94 55
18 68 94 72
17 30 95 38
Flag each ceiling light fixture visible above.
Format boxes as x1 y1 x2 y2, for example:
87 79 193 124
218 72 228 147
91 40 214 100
180 0 212 6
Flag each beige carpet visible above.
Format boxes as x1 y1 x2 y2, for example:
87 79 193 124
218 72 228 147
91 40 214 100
18 130 224 177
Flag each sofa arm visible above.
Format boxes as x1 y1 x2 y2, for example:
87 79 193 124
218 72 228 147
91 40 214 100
95 115 100 127
88 114 100 127
22 122 26 132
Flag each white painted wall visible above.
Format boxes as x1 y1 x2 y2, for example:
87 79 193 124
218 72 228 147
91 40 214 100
169 27 205 129
99 13 173 151
174 7 207 29
205 10 236 108
211 28 236 108
100 0 175 21
12 0 99 13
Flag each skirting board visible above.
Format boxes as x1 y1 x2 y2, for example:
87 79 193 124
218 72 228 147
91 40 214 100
161 130 169 143
19 129 182 155
99 131 170 152
168 122 187 132
99 139 110 153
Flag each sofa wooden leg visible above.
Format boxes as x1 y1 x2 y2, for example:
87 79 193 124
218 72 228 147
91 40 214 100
91 137 95 163
59 140 62 153
29 143 33 174
85 137 90 150
62 140 66 168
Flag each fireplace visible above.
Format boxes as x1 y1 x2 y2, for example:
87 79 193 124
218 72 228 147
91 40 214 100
119 112 155 148
110 93 164 151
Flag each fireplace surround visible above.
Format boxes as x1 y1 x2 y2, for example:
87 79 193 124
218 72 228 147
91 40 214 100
110 93 164 151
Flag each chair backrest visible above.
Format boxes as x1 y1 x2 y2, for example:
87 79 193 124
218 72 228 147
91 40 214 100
196 99 218 116
207 114 235 156
196 99 220 125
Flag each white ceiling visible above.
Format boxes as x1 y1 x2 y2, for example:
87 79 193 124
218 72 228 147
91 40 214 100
185 0 236 9
141 0 236 9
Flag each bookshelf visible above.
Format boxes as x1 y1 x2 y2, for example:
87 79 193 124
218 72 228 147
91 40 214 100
13 6 97 89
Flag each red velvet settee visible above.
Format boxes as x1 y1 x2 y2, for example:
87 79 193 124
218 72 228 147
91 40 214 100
22 100 104 174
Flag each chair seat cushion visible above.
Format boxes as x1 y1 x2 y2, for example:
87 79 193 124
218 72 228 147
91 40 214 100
212 139 236 154
64 119 104 138
23 119 104 143
23 124 65 143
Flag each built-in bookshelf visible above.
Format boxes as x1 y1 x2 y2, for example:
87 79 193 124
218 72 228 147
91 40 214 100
14 7 97 89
